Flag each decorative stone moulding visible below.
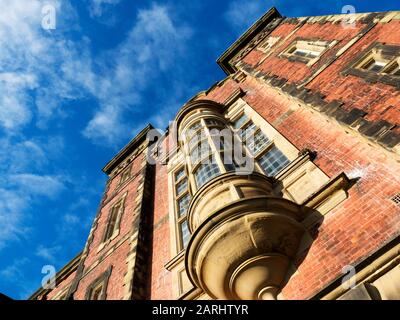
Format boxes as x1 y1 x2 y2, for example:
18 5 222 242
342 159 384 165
175 100 226 135
188 172 275 231
185 172 307 300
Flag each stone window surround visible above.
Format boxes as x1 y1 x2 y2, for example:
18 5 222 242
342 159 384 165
173 165 192 252
182 115 232 195
84 266 112 300
118 165 132 187
168 101 300 259
280 37 336 67
97 192 127 253
228 108 294 178
342 42 400 88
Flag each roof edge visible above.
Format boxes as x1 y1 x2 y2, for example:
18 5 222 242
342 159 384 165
217 6 282 75
102 124 154 175
28 251 82 300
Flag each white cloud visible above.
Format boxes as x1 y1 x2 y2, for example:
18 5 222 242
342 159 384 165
0 0 96 130
63 214 80 225
0 173 65 249
83 4 193 144
0 135 66 250
0 72 37 130
8 174 65 198
88 0 122 18
0 1 193 145
0 1 194 251
0 258 29 279
35 245 61 261
225 0 275 32
0 189 30 250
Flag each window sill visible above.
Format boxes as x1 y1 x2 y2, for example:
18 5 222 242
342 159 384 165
165 250 185 271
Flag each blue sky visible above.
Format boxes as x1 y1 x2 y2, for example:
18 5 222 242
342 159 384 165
0 0 399 300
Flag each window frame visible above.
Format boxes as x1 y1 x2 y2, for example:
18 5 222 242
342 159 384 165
230 112 290 177
193 156 221 189
280 39 331 66
257 144 291 176
173 166 192 252
343 42 400 88
85 267 112 300
118 165 131 186
102 196 126 244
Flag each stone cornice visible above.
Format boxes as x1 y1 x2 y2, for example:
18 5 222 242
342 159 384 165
217 7 282 74
102 124 154 175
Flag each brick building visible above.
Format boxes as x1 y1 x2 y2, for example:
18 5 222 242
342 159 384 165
30 7 400 300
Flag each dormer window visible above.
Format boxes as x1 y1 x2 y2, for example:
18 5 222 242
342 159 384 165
360 58 388 73
344 43 400 87
282 40 330 64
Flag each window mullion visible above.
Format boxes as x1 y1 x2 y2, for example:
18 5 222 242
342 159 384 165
204 124 226 174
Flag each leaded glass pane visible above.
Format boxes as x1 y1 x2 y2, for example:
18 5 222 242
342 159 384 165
258 146 290 176
180 220 190 248
246 130 270 155
177 193 191 218
239 121 257 141
175 168 185 182
233 113 249 129
176 178 188 196
190 141 211 164
194 160 220 188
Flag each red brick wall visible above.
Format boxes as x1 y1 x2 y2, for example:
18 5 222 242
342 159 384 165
74 242 131 300
150 160 173 299
240 76 400 299
73 152 147 300
202 16 400 298
307 21 400 126
241 18 400 130
45 270 77 300
244 21 364 84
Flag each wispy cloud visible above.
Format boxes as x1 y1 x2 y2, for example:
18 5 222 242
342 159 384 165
0 134 66 250
83 4 193 144
0 174 66 250
8 174 66 198
0 257 39 299
87 0 122 18
0 1 194 145
35 245 61 261
225 0 274 33
0 0 96 131
0 258 29 279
